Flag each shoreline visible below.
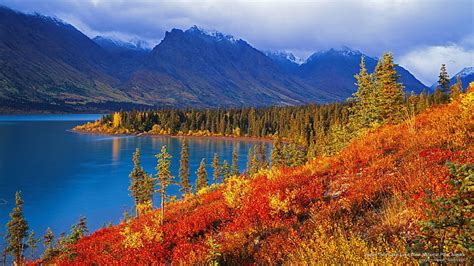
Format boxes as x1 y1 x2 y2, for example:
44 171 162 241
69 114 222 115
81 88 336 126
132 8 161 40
71 128 275 143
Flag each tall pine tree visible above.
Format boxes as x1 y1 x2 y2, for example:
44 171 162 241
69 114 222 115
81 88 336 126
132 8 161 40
211 153 221 184
5 191 29 264
129 148 154 216
376 53 405 123
438 64 450 93
155 145 175 225
270 136 285 168
178 141 192 195
221 160 231 181
196 159 208 192
231 148 239 176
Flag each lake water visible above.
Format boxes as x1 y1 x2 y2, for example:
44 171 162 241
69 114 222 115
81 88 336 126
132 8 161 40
0 114 269 255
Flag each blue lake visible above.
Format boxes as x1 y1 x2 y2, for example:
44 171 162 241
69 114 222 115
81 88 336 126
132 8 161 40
0 114 269 255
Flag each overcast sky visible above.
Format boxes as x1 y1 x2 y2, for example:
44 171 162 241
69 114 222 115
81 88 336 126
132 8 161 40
1 0 473 85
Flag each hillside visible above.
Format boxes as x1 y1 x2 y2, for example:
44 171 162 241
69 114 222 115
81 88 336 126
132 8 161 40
46 90 473 264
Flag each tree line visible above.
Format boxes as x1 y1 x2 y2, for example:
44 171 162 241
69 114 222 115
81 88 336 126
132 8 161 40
3 53 465 264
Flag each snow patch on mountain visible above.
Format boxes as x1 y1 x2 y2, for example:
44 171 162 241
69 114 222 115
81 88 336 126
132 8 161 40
264 50 306 65
186 25 240 43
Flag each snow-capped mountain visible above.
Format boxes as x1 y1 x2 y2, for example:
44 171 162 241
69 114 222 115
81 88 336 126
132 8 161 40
185 25 241 43
93 36 151 52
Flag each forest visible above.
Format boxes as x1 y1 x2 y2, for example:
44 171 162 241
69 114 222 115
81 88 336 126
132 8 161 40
3 54 472 264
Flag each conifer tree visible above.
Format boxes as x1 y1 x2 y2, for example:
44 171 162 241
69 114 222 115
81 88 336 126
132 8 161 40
26 231 38 261
246 147 254 175
5 191 29 264
211 153 221 184
251 146 260 175
221 160 231 181
231 148 239 176
289 143 306 166
438 64 450 93
42 228 54 260
450 75 463 100
178 141 192 195
258 144 269 169
155 145 175 225
349 56 380 129
375 53 405 123
196 159 208 192
129 148 154 216
270 136 285 168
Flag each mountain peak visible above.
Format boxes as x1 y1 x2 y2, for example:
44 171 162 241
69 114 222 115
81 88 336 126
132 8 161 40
456 66 474 78
307 46 363 62
264 50 305 65
93 36 151 51
185 25 240 43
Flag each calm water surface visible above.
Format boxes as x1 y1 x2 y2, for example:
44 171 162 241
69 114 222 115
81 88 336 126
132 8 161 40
0 114 269 254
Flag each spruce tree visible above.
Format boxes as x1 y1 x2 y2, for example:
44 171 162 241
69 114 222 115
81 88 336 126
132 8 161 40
42 228 54 260
231 148 239 176
289 143 306 166
258 144 269 169
211 153 221 184
129 148 154 216
349 56 380 129
246 147 254 175
178 141 192 195
26 231 38 261
221 160 231 181
376 53 405 123
450 75 463 100
155 145 175 225
438 64 450 93
250 146 260 175
270 136 285 168
5 191 29 263
196 159 208 192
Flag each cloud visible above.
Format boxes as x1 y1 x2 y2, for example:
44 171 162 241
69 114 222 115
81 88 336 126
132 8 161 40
0 0 472 80
399 43 474 85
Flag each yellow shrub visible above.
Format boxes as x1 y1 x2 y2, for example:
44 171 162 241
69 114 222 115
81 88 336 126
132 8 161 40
120 225 143 249
269 193 290 215
287 226 417 265
223 176 251 209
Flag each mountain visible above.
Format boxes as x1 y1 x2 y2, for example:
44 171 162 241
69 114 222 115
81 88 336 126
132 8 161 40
0 7 430 112
0 6 140 112
296 47 428 99
125 26 336 107
431 67 474 90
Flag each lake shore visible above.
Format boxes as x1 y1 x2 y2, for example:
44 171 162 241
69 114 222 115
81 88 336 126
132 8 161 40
72 128 275 143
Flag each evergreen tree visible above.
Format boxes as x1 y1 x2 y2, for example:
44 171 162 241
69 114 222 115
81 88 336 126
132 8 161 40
221 160 231 181
438 64 450 93
196 159 208 192
251 146 260 175
178 141 192 195
258 144 269 169
349 56 380 129
289 143 306 166
211 153 221 184
129 148 154 216
5 191 29 263
26 230 38 261
246 147 254 175
376 53 405 123
450 75 463 100
42 228 54 260
270 136 285 168
231 148 239 176
155 145 175 225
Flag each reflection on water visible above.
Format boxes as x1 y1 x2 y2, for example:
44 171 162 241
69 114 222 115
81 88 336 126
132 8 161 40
0 116 270 258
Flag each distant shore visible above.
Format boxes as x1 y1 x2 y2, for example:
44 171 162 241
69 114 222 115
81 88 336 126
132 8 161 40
72 128 275 143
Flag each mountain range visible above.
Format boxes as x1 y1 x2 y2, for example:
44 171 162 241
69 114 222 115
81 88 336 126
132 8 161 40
0 6 462 113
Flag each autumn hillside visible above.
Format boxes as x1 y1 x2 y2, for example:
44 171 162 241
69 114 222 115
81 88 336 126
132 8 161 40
49 91 473 264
